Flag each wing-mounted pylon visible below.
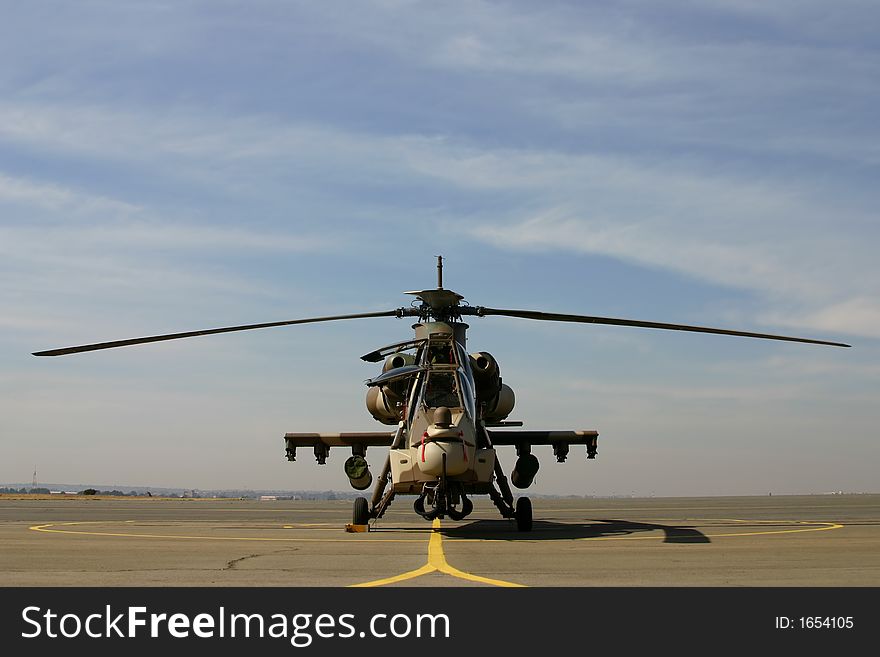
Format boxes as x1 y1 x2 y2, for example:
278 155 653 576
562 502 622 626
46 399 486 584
486 429 599 489
283 427 403 495
283 431 398 464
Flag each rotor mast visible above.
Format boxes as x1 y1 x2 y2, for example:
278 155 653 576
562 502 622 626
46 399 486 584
436 255 443 289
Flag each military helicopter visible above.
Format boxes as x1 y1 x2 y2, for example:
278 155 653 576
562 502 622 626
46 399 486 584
33 257 850 531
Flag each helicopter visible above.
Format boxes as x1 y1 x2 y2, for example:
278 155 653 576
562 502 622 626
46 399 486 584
33 257 850 531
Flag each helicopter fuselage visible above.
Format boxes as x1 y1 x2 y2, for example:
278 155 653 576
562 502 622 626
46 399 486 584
386 322 492 495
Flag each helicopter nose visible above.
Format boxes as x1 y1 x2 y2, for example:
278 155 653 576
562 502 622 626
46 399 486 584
418 407 470 477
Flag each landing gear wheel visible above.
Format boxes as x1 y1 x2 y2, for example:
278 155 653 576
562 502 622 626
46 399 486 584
352 497 370 525
414 493 440 520
448 496 474 521
515 496 532 532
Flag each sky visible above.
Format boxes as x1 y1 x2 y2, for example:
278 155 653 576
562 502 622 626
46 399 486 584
1 0 878 497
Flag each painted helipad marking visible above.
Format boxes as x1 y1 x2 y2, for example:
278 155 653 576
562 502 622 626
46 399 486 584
29 517 842 544
28 521 427 543
28 517 844 587
351 519 525 588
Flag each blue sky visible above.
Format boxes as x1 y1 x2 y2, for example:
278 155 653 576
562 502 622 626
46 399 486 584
1 1 877 496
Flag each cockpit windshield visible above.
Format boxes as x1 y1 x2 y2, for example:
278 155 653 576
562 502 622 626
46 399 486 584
427 343 455 365
424 371 461 409
413 336 476 416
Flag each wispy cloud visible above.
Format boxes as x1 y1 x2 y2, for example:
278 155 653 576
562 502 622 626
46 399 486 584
0 76 873 339
444 143 877 339
0 172 140 216
568 378 809 404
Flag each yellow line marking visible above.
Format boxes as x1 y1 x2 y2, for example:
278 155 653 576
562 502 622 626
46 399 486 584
28 522 424 543
351 519 525 587
348 563 437 587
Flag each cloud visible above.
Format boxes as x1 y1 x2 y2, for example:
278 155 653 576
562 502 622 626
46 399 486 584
468 212 879 340
2 94 875 344
763 298 880 339
0 218 334 255
0 172 140 216
434 141 878 339
0 168 338 285
568 378 808 404
0 164 345 346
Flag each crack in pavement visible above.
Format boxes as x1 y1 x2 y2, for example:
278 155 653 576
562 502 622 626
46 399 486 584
224 547 299 570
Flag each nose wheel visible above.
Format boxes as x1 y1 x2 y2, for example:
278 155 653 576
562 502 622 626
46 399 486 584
414 485 474 521
413 492 436 519
447 495 473 521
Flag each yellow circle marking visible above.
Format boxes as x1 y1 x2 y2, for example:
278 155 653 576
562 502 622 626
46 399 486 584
28 517 844 588
29 517 842 544
28 521 426 543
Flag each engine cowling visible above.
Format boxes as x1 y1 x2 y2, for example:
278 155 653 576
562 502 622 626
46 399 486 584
469 351 501 400
482 383 515 422
365 386 400 425
383 352 415 372
381 352 415 402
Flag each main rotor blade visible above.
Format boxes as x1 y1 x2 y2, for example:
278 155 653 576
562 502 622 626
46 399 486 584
33 309 403 356
471 307 851 348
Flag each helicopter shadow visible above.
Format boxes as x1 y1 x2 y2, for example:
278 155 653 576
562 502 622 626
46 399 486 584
442 518 711 543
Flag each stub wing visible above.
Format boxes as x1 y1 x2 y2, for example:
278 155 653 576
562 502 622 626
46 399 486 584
487 429 599 459
283 431 396 463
